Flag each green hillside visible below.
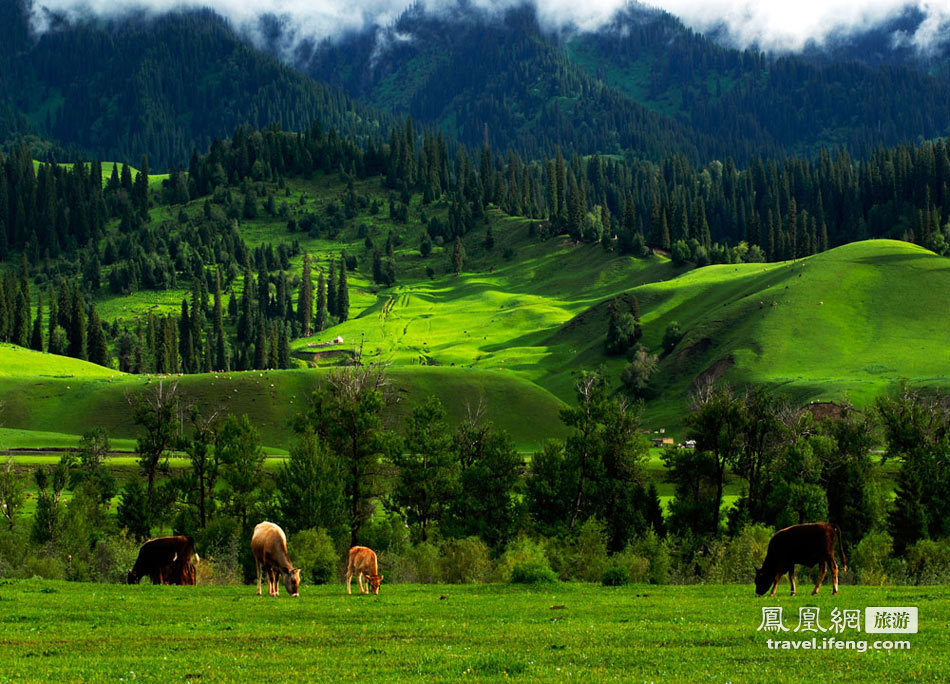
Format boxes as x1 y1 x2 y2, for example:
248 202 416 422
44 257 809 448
0 357 567 453
609 240 949 426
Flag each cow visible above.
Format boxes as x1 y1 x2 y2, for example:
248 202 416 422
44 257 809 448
754 522 848 597
251 521 301 597
346 546 383 595
128 536 199 585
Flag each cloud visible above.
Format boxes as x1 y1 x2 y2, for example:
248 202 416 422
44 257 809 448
26 0 950 55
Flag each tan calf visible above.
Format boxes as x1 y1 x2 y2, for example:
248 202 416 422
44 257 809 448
346 546 383 595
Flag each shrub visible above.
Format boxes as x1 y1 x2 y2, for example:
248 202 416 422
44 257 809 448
439 537 492 584
379 542 441 583
496 537 557 584
628 531 671 584
612 549 651 583
902 539 950 585
699 525 773 584
563 519 609 582
851 531 893 586
510 560 557 584
90 533 141 583
601 564 631 586
291 528 340 585
21 554 66 580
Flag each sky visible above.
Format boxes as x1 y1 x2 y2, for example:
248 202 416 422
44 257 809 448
27 0 950 54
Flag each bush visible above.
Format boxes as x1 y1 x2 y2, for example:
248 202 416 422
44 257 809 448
851 531 893 586
563 519 609 582
439 537 492 584
496 537 557 584
698 525 773 584
511 560 557 584
21 554 66 580
602 564 631 586
379 542 441 583
612 549 651 584
291 528 340 585
90 533 141 583
627 531 671 584
902 539 950 585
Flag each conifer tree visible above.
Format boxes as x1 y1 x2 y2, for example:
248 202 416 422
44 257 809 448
338 254 349 322
298 253 314 337
30 292 44 352
452 237 465 275
327 259 338 319
315 270 328 332
69 287 86 360
87 305 108 367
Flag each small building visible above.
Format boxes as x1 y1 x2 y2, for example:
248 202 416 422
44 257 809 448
651 437 674 448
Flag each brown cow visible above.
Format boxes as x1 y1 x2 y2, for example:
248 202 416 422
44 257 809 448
346 546 383 595
251 521 301 597
754 522 848 597
128 536 199 585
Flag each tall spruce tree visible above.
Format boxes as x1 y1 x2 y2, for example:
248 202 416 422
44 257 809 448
315 270 328 332
338 254 349 322
298 253 314 337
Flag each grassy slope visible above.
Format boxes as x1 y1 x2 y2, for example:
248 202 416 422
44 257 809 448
0 580 946 682
0 361 566 453
6 164 950 449
31 160 169 189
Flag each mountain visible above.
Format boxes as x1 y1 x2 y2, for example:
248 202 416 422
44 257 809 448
303 2 950 161
302 3 720 163
0 1 392 169
569 3 950 157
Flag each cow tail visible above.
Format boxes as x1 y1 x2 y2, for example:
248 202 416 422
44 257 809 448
835 524 848 573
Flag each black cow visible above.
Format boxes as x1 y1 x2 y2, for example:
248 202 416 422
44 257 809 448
754 522 848 597
128 536 199 585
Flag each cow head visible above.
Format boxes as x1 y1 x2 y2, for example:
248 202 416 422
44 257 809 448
754 566 771 597
366 574 383 595
282 567 301 597
127 570 141 585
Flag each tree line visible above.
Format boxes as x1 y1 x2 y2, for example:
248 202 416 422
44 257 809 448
2 368 947 585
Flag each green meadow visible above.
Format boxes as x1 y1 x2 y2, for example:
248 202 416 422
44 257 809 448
4 169 950 458
0 580 946 682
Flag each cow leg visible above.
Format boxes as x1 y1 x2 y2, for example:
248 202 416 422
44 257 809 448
346 568 353 595
273 568 280 597
360 572 368 594
256 558 263 596
813 561 827 595
830 557 839 595
768 573 781 598
788 567 797 596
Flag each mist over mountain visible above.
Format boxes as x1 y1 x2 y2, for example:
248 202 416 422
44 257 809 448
26 0 950 59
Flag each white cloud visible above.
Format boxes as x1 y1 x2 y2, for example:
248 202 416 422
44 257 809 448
27 1 950 54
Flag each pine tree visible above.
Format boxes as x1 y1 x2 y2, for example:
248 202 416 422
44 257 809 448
338 255 349 322
452 237 465 275
30 292 44 352
327 259 338 319
68 288 86 360
315 270 328 332
87 305 108 367
298 253 314 337
133 155 150 220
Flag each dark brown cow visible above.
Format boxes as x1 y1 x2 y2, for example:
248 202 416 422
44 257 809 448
754 522 848 597
128 536 199 585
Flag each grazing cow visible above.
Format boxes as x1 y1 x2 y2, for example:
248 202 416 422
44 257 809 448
754 522 848 597
251 522 301 597
346 546 383 595
128 536 199 585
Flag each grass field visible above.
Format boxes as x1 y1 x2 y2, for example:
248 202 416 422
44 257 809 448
0 580 946 682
